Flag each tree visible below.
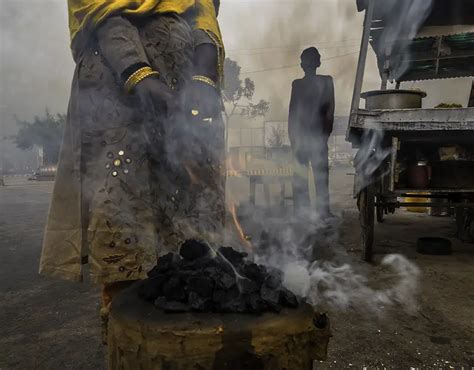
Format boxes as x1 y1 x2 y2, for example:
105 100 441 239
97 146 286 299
222 58 270 150
14 110 65 165
267 125 286 149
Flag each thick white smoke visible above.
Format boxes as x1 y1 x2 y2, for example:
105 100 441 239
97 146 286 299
251 214 421 315
305 254 420 314
246 151 420 314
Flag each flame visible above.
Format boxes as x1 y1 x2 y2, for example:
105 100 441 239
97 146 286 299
229 203 253 251
225 148 245 178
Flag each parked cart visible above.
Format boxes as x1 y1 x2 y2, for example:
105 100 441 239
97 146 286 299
348 0 474 261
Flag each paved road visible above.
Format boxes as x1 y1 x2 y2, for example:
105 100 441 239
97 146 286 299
0 180 104 370
1 173 473 369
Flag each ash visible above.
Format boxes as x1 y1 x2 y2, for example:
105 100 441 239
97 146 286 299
138 240 299 314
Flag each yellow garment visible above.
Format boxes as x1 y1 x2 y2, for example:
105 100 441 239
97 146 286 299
68 0 223 52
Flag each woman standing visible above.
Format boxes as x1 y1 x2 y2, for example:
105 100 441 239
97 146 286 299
39 0 225 338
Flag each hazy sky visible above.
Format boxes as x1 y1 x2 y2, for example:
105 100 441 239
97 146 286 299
222 0 379 120
0 0 472 135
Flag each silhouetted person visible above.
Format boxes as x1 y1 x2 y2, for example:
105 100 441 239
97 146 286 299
289 47 335 218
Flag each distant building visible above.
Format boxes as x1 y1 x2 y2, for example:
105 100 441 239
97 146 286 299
227 117 354 171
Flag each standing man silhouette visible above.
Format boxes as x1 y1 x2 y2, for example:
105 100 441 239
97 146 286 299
288 47 335 218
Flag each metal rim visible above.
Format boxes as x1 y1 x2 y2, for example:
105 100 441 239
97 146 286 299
361 89 428 99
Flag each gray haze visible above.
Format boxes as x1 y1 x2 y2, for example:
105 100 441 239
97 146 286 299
1 0 472 170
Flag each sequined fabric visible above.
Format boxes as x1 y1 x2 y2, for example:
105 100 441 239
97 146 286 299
40 13 225 284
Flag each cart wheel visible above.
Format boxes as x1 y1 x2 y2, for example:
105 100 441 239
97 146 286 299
376 197 385 224
359 184 375 262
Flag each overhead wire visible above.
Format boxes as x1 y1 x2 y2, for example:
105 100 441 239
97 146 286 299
225 38 361 52
240 50 360 75
228 43 361 57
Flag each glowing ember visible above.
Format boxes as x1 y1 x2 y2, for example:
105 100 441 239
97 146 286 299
229 203 253 251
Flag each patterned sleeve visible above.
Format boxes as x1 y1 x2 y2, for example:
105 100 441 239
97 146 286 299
96 16 150 80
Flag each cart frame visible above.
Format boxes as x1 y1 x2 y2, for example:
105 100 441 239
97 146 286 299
348 0 474 261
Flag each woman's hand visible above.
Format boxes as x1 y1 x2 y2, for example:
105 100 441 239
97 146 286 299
134 77 178 117
186 79 222 122
187 42 222 122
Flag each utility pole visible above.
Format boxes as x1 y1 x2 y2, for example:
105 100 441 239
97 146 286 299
469 80 474 108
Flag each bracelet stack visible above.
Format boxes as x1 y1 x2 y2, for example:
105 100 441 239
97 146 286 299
124 66 160 94
192 75 218 90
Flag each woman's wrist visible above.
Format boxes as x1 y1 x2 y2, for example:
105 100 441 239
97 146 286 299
194 43 219 85
124 66 160 94
192 75 218 90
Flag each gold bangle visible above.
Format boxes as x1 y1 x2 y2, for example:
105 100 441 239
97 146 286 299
124 66 150 92
124 66 160 94
192 75 218 90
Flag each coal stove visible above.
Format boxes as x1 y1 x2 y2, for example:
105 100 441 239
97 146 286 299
107 241 331 370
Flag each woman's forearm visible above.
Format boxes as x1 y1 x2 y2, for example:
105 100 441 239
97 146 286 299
96 16 150 81
194 44 218 82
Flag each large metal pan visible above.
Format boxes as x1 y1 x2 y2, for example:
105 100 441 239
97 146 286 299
362 89 427 110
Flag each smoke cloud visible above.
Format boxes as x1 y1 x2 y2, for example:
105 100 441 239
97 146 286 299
4 0 470 317
220 0 381 120
353 129 391 193
351 0 435 192
243 213 421 315
374 0 434 80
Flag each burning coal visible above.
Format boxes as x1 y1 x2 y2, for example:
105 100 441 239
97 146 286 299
138 240 299 314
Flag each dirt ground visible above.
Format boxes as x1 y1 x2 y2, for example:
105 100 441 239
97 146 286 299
0 168 473 369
